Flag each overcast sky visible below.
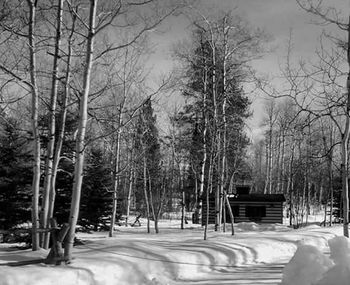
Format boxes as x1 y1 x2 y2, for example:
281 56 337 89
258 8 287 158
147 0 349 138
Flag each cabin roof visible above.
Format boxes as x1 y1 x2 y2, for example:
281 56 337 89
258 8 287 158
229 194 286 202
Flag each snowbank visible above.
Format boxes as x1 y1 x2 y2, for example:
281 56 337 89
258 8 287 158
281 236 350 285
236 222 292 232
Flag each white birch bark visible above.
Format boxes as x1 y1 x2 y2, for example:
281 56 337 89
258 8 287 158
109 127 121 237
27 0 40 251
47 7 75 242
342 16 350 238
42 0 63 249
64 0 97 261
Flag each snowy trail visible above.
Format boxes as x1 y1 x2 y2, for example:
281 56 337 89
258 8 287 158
218 263 284 285
0 222 344 285
73 238 288 285
175 263 285 284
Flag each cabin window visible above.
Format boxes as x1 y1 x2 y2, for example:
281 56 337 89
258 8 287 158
245 206 266 221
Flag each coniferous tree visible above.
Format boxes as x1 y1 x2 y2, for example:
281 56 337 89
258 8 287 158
80 146 113 231
173 12 266 235
0 116 32 229
135 99 162 232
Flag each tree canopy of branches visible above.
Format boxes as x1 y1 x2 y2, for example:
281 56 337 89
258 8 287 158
254 0 349 235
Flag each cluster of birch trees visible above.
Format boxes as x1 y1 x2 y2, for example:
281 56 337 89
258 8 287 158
0 0 185 261
252 0 350 235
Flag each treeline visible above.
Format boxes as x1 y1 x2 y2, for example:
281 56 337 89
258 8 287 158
251 1 349 232
0 96 169 233
250 99 342 227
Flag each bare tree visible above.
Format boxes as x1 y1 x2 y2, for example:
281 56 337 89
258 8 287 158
41 0 64 249
290 0 349 236
262 99 279 194
62 0 185 260
26 0 41 251
46 3 77 248
64 0 97 261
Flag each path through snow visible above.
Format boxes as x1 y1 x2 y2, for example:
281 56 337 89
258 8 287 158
0 221 344 285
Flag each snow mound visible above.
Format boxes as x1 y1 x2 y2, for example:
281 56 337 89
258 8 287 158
281 236 350 285
236 222 288 232
315 236 350 285
236 222 260 231
328 236 350 264
281 243 333 285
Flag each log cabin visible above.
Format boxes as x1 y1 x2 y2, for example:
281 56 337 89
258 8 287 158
202 186 286 225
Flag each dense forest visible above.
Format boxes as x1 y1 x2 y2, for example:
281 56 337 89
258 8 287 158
0 0 349 261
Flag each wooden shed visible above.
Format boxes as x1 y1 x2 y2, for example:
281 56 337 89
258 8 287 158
202 193 286 225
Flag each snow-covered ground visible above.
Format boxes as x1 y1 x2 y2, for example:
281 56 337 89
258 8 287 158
0 218 347 285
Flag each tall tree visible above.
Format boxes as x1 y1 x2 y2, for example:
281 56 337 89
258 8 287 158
27 0 41 251
41 0 64 249
174 11 265 237
135 99 161 233
64 0 97 261
80 146 112 231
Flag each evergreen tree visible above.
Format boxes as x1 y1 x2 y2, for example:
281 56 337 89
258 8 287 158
0 116 32 229
173 13 265 230
176 28 252 192
79 146 113 231
134 99 163 231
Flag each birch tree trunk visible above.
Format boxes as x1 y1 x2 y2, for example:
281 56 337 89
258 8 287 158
64 0 97 261
264 102 275 195
211 44 220 232
204 153 214 240
109 127 121 237
328 151 334 227
41 0 63 249
27 0 40 251
181 169 185 230
319 123 334 224
219 16 229 231
154 177 166 234
198 64 208 224
342 16 350 238
125 152 134 227
46 8 75 248
280 129 286 194
288 145 295 227
340 18 350 237
143 154 151 233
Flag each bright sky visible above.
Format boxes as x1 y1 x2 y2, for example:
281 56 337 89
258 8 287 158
146 0 349 138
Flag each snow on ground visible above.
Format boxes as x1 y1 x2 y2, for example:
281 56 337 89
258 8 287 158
0 218 345 285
